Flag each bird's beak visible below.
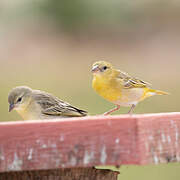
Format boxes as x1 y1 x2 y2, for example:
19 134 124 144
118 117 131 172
9 104 15 112
91 65 99 73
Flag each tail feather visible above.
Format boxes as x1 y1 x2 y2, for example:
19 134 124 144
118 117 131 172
148 89 169 95
141 88 169 101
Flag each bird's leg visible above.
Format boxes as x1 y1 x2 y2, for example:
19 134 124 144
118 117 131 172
128 104 136 114
103 105 120 115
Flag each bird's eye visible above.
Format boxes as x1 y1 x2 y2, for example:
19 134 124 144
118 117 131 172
103 66 107 70
17 97 22 103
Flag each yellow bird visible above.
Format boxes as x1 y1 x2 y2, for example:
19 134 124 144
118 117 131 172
91 61 169 115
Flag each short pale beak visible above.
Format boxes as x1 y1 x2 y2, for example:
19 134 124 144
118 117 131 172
91 65 99 73
9 104 15 112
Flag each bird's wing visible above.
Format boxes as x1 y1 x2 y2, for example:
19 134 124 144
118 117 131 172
117 70 151 89
33 91 87 117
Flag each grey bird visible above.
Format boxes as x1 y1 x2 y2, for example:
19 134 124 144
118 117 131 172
8 86 87 120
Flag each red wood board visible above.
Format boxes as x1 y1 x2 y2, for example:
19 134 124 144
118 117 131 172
0 112 179 172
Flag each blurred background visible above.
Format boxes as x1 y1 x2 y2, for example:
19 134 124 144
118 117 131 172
0 0 180 179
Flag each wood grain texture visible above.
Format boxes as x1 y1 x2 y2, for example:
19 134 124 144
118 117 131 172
137 113 180 164
0 168 119 180
0 112 180 173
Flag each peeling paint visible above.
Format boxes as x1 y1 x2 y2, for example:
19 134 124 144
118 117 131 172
0 155 4 160
145 142 149 151
0 150 5 160
170 120 174 126
55 158 61 167
176 131 179 141
148 135 154 141
60 135 64 142
167 135 171 143
161 133 166 143
36 139 40 143
8 153 23 171
28 148 33 160
83 151 94 165
100 146 107 164
42 144 47 148
51 143 57 148
115 138 119 144
158 143 163 153
175 131 179 147
69 156 77 166
176 154 180 161
153 154 159 164
175 141 179 148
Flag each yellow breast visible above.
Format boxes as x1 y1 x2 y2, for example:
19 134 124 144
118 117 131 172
92 75 149 106
16 108 32 120
15 99 41 120
92 75 122 102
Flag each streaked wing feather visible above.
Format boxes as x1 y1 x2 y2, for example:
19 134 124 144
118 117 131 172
117 70 151 88
32 91 87 117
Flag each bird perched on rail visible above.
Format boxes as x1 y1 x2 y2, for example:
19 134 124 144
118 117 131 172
91 61 169 115
8 86 87 120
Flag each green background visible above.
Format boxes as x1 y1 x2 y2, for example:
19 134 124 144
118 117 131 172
0 0 180 179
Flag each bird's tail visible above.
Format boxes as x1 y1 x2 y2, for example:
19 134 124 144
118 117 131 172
146 88 169 97
149 89 169 95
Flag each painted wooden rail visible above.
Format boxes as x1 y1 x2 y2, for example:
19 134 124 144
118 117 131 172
0 112 180 179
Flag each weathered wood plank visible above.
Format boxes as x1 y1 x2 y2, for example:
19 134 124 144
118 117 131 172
0 112 179 173
0 115 137 172
0 168 119 180
137 113 180 164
